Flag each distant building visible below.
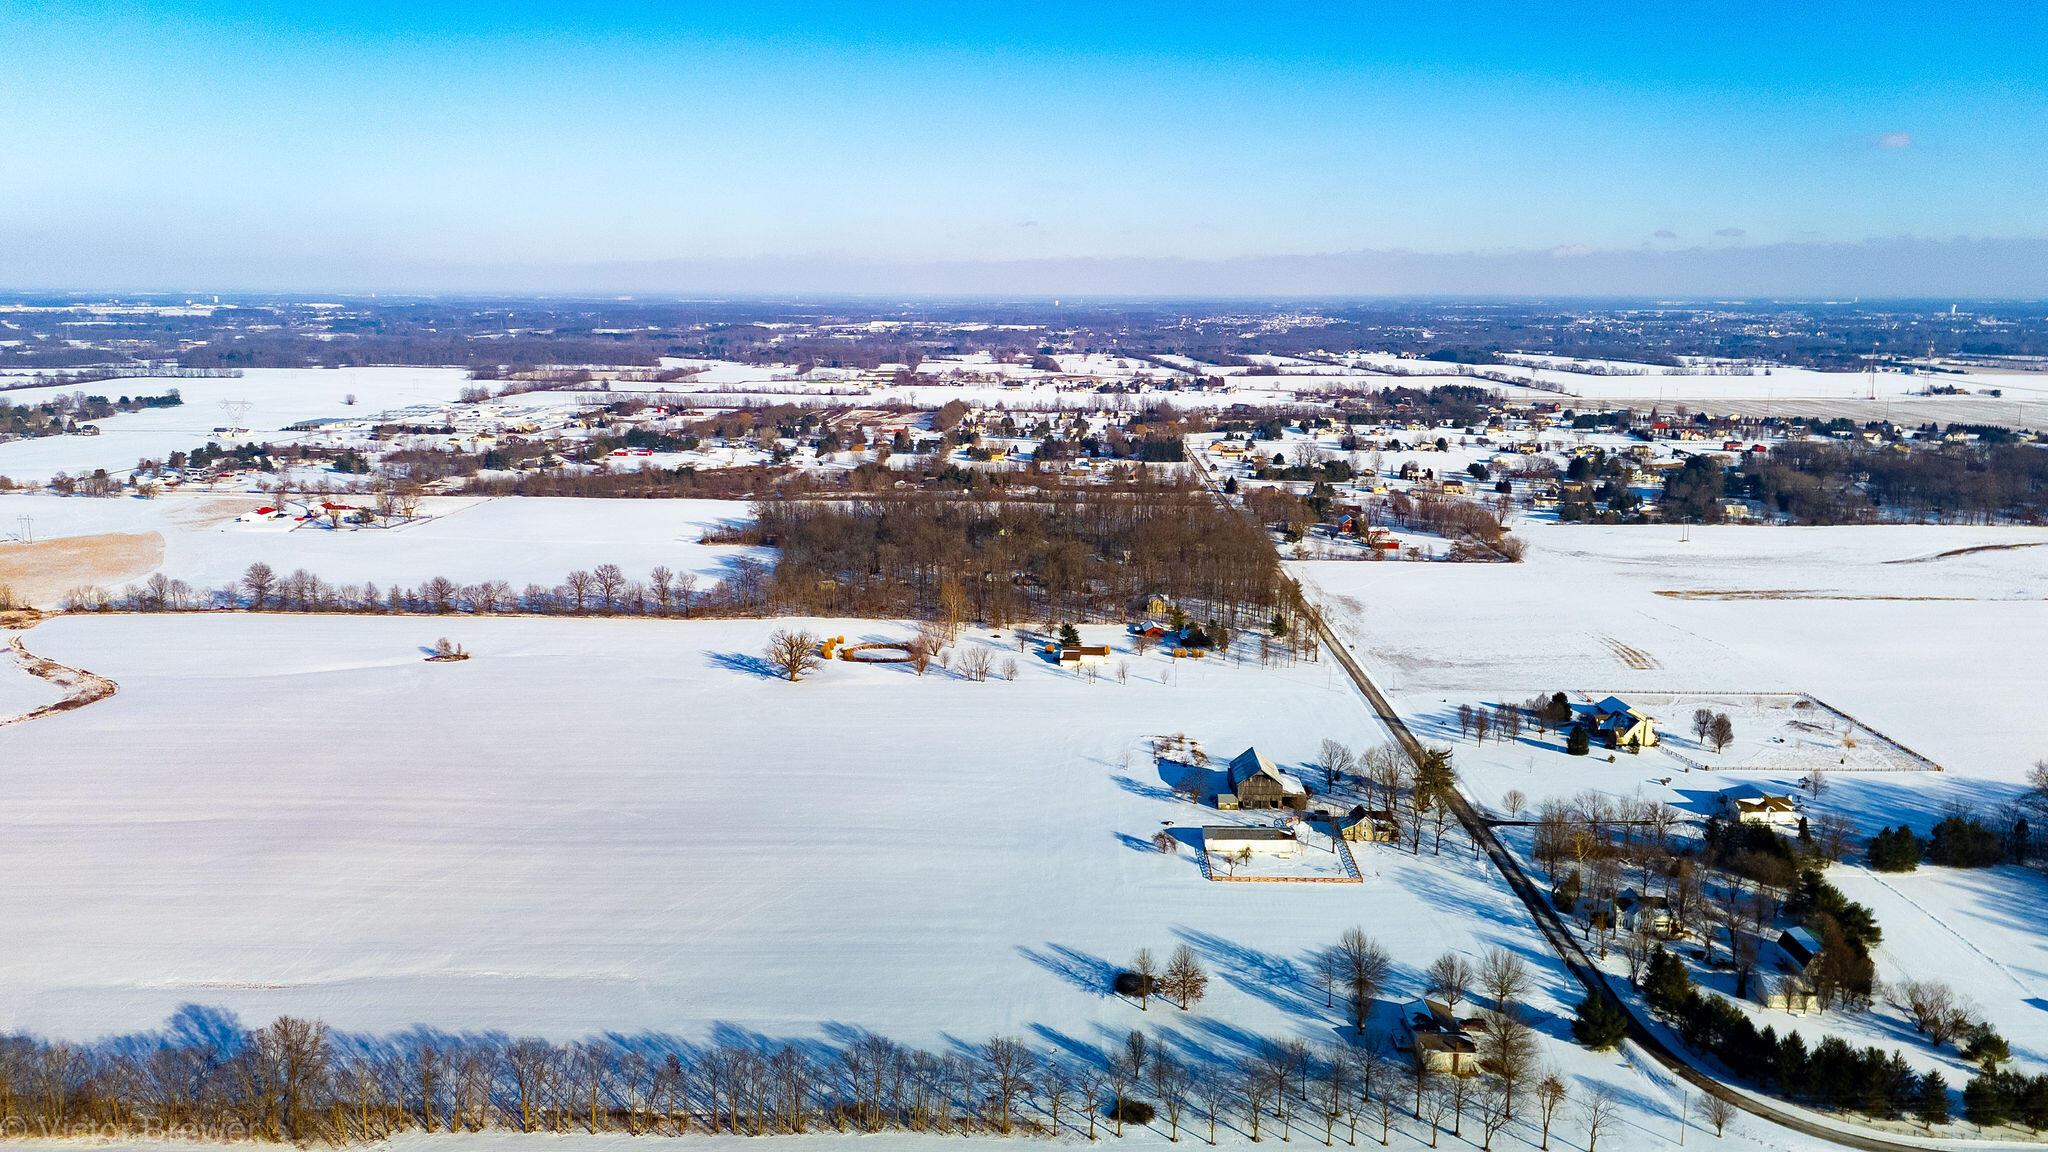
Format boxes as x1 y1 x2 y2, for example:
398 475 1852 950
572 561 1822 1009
1057 644 1112 667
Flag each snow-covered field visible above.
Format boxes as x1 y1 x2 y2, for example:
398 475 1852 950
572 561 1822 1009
0 611 1805 1150
0 493 764 605
0 366 476 482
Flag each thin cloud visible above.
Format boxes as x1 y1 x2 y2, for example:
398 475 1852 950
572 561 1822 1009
1878 131 1914 149
1652 229 1679 240
1549 243 1594 258
1713 227 1747 239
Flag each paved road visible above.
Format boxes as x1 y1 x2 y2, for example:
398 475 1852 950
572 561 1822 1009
1188 450 1960 1152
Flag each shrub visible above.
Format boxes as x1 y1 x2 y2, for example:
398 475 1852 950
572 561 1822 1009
1109 1098 1155 1125
1113 970 1155 998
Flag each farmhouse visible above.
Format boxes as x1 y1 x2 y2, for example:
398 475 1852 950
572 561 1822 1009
1332 805 1399 842
1227 746 1308 810
1395 998 1482 1074
1576 695 1659 751
1615 889 1674 935
1720 784 1800 828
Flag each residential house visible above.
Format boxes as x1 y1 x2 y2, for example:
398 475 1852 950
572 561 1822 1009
1396 998 1482 1074
1615 889 1674 935
1576 696 1660 751
1332 805 1398 843
1719 785 1800 828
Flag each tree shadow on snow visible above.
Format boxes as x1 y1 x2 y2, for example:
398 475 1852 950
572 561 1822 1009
1018 943 1118 998
705 650 784 679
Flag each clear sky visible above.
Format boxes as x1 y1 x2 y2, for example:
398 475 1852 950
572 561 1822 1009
3 1 2045 293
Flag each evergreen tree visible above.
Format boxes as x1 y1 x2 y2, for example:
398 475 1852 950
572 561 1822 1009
1964 1074 2010 1130
1565 725 1590 756
1643 947 1693 1012
1867 826 1921 872
1914 1070 1950 1127
1570 994 1628 1050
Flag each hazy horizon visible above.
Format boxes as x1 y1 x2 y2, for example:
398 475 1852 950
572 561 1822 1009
4 2 2045 295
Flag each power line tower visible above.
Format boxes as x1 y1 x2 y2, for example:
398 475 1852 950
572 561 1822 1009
219 398 253 437
14 515 31 545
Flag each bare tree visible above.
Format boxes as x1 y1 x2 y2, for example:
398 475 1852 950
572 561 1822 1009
1425 952 1474 1013
1338 929 1393 1037
1319 738 1358 790
983 1038 1032 1134
241 561 276 609
1151 1050 1191 1141
959 645 995 682
1701 1093 1737 1137
1536 1073 1569 1151
1475 1078 1512 1151
1709 713 1734 754
1476 948 1529 1015
1580 1085 1617 1152
1131 949 1159 1011
1162 944 1209 1011
1197 1072 1229 1146
765 629 822 682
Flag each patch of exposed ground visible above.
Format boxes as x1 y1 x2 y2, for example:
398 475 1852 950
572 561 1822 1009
1598 635 1661 669
1884 540 2048 564
1652 589 2031 601
1 631 117 727
0 531 164 605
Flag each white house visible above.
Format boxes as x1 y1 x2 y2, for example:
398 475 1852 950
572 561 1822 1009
1719 784 1800 828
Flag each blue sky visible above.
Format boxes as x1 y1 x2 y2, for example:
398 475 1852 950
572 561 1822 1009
2 2 2045 292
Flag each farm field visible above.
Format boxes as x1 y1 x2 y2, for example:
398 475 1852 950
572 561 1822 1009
0 493 766 606
0 366 476 483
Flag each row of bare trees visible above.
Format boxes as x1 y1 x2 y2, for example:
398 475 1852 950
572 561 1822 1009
62 561 772 620
0 1011 1647 1149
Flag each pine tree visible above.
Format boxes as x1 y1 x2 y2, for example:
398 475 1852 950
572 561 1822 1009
1565 725 1590 756
1964 1073 2009 1130
1570 995 1628 1051
1914 1069 1949 1127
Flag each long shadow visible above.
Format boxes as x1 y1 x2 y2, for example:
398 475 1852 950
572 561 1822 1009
1171 927 1331 1026
1156 756 1228 799
706 650 783 679
1114 775 1178 803
1018 942 1118 998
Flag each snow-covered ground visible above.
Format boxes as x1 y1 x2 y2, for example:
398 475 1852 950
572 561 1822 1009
0 493 765 605
0 611 1813 1150
0 366 477 483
